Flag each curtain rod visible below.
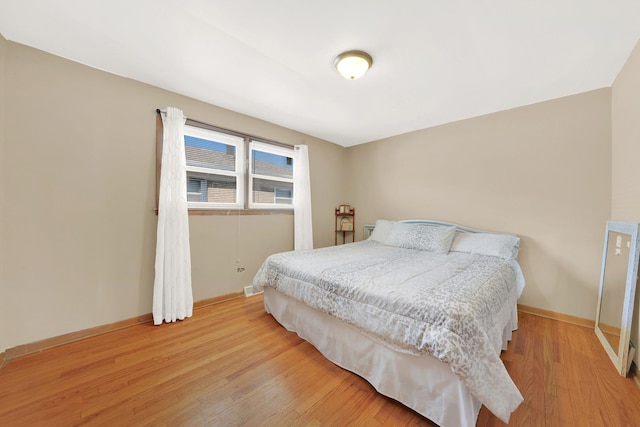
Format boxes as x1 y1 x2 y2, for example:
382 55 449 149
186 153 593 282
156 108 185 119
155 108 295 149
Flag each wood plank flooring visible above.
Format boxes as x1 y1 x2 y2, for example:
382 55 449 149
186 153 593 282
1 294 639 426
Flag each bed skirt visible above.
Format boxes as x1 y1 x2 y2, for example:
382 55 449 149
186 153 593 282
263 287 518 427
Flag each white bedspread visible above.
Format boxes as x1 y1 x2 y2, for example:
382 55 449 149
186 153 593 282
253 240 525 423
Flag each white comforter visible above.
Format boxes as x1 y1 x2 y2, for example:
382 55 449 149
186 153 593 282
253 240 525 423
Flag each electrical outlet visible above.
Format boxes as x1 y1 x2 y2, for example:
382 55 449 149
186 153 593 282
237 267 245 273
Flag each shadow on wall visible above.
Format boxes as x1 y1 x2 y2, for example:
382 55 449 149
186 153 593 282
518 235 600 321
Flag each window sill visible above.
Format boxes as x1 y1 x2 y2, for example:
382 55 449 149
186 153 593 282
153 208 294 216
188 208 294 216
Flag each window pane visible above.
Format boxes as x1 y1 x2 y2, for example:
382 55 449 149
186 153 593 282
185 135 236 172
187 172 237 203
252 178 293 205
252 150 293 179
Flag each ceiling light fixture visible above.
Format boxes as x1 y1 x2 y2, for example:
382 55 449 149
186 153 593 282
334 50 373 80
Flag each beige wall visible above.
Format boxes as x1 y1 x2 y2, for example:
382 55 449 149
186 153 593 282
0 34 6 353
346 89 612 321
1 34 637 358
0 41 347 352
612 38 640 366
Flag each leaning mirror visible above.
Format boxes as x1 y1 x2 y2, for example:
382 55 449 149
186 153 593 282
594 220 640 376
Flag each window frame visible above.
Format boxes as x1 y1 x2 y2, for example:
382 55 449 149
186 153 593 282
248 140 295 210
155 112 295 215
183 125 245 210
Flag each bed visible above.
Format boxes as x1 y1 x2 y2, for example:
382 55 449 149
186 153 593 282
252 219 525 426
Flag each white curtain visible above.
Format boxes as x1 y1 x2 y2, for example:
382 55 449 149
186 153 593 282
293 145 313 250
153 107 193 325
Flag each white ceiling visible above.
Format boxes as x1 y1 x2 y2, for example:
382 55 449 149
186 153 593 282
1 0 640 147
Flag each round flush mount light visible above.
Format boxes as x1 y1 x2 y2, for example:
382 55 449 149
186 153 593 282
334 50 373 80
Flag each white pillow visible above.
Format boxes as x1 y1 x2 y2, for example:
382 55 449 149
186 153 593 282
384 222 457 254
450 232 520 259
368 219 395 243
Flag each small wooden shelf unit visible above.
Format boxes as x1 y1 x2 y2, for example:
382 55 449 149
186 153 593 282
335 207 355 245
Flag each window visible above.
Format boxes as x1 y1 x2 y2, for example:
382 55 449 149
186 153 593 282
184 125 245 209
249 141 294 209
162 121 294 212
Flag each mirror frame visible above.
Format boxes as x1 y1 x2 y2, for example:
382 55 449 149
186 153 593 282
594 220 640 376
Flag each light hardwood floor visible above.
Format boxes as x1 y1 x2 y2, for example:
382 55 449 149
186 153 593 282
1 295 639 426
